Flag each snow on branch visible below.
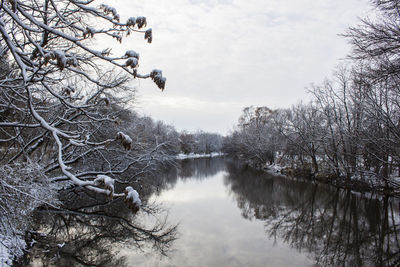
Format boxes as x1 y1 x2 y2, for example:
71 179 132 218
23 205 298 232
83 27 97 38
94 174 115 197
124 186 141 212
126 17 136 27
116 131 133 150
124 50 140 69
0 0 160 217
125 50 140 59
1 0 166 84
100 4 120 22
42 50 79 70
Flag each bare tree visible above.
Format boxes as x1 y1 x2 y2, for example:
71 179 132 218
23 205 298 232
222 0 400 191
0 0 167 202
226 106 278 168
346 0 400 80
0 1 171 262
345 0 400 178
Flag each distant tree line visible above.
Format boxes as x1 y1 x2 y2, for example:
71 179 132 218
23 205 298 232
179 130 223 155
223 0 400 183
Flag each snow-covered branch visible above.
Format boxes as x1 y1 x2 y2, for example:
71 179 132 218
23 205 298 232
0 0 170 206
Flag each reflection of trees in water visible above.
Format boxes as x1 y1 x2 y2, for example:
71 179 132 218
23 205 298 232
19 157 226 266
151 157 226 196
19 188 177 266
224 161 400 267
178 157 226 180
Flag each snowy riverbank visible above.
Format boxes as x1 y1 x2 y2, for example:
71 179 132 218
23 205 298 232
262 163 400 197
175 152 225 160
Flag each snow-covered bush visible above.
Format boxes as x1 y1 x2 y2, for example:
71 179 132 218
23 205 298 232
0 163 59 265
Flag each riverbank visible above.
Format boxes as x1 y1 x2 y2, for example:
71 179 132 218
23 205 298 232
261 163 400 198
175 152 225 160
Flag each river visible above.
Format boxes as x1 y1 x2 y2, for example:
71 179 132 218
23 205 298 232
21 157 400 266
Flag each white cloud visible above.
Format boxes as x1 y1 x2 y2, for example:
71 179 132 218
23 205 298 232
104 0 371 134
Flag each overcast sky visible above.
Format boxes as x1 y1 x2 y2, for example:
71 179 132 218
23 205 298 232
107 0 371 135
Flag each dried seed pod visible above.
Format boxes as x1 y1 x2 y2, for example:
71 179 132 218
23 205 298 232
127 17 136 27
101 49 111 57
8 0 17 12
100 4 119 21
62 86 75 95
144 28 152 43
125 57 138 69
103 97 110 106
83 27 95 38
43 52 55 66
66 56 78 67
150 69 166 91
136 17 147 29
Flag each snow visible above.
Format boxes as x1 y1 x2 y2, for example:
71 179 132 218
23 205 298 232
125 50 139 59
175 152 224 160
0 161 62 265
69 139 85 147
94 174 115 194
124 186 142 206
348 171 399 188
264 163 284 174
29 239 36 247
116 131 133 150
0 234 26 267
116 131 133 143
0 241 12 267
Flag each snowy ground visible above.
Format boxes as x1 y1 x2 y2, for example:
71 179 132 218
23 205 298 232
263 161 400 196
175 152 225 160
263 163 284 174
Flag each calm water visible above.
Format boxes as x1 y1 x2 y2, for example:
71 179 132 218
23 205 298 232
22 158 400 266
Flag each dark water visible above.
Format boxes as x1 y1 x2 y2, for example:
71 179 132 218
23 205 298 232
22 158 400 266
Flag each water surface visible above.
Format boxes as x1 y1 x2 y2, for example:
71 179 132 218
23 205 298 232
124 158 400 266
22 158 400 266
